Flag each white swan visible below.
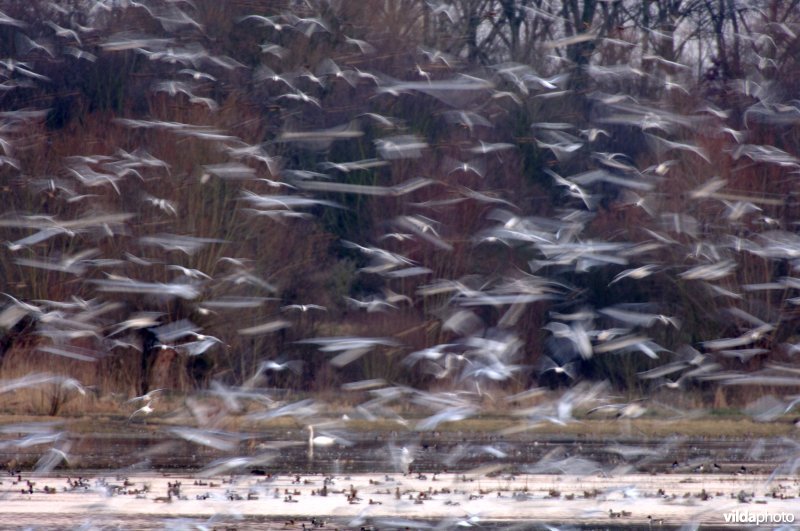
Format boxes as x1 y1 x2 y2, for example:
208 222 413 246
307 425 335 459
400 446 414 474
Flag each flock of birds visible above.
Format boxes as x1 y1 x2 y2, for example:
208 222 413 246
2 0 800 526
4 465 800 529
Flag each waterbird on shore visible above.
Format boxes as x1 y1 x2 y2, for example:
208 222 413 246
307 425 336 460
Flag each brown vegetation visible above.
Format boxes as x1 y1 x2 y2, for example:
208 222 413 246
1 0 800 417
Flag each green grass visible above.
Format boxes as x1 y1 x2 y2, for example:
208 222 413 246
1 410 792 440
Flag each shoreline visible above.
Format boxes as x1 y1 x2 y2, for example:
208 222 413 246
2 471 798 527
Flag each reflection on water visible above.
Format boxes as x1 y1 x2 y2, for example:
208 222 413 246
1 430 792 529
0 428 789 474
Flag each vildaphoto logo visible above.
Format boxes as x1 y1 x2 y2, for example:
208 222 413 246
724 510 795 524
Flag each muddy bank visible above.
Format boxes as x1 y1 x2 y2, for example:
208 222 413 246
2 471 798 529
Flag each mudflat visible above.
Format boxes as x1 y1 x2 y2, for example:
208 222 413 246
3 471 798 528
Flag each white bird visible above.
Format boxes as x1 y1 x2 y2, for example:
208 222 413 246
382 287 413 306
599 306 681 329
542 321 593 359
178 68 216 81
2 293 44 315
307 425 336 459
237 14 289 31
467 141 515 155
0 9 27 28
444 157 486 178
588 401 647 418
400 446 414 474
175 338 222 356
538 355 578 380
308 425 335 446
143 194 177 215
59 377 88 396
544 168 594 209
281 304 327 312
128 388 164 403
242 359 303 389
345 36 375 54
45 21 81 44
129 403 154 420
257 359 303 375
345 297 397 313
166 264 211 279
259 42 288 58
379 232 414 242
609 264 660 284
34 446 71 475
254 65 295 88
107 313 164 337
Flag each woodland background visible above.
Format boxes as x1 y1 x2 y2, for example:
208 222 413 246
1 0 800 415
